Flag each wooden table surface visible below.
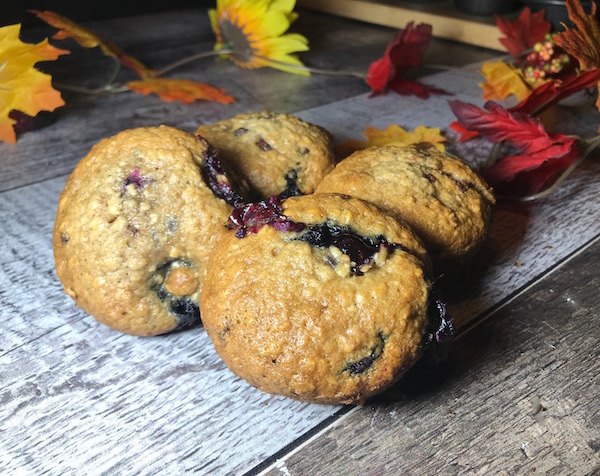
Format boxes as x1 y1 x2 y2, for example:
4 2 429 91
1 7 599 476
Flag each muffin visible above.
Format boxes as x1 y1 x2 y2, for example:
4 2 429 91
196 111 336 199
315 145 495 271
53 126 244 336
201 193 435 404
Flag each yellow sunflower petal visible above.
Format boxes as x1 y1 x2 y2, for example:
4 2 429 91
210 0 308 74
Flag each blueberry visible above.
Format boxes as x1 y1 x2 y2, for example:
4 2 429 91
170 298 200 329
423 291 455 346
342 332 386 375
278 169 302 199
150 258 201 331
199 139 245 207
423 173 437 183
122 168 151 195
229 196 304 238
296 223 387 276
255 138 272 151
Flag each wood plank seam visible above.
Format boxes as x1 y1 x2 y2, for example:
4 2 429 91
248 231 600 476
457 231 600 339
250 406 359 476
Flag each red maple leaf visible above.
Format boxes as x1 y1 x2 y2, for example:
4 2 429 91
496 7 551 58
448 100 579 194
511 68 600 115
366 22 448 99
450 68 600 142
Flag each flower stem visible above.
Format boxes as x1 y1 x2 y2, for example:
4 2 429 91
252 54 367 79
517 135 600 202
54 82 128 95
151 49 233 78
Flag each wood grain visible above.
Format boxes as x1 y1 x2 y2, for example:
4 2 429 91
261 236 600 476
0 9 497 193
298 0 505 50
1 7 599 476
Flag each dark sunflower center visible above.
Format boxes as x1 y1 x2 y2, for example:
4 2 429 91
220 20 254 64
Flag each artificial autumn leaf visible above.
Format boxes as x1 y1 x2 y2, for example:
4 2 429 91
554 0 600 71
449 99 579 194
511 67 600 115
480 60 531 101
337 124 446 156
126 78 235 104
553 0 600 128
367 22 448 99
0 24 68 143
30 10 154 79
496 7 550 58
449 121 479 142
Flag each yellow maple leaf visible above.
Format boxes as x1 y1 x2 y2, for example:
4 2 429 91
126 78 235 104
337 124 447 157
0 24 68 143
30 10 154 79
479 60 531 101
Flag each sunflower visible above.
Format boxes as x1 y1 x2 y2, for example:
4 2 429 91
208 0 309 75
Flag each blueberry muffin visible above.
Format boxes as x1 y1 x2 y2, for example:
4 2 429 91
54 126 244 336
195 111 336 200
315 145 495 271
201 193 438 404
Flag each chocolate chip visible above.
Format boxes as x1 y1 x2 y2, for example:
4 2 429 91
298 147 310 155
60 233 70 244
255 138 272 151
234 127 248 136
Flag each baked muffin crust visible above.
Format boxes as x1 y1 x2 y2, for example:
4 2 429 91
54 126 236 336
196 111 335 199
315 145 495 270
201 193 432 404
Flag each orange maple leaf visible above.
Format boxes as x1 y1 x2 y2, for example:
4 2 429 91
126 78 235 104
337 124 446 157
554 0 600 127
554 0 600 70
479 61 532 101
30 10 154 79
0 24 68 143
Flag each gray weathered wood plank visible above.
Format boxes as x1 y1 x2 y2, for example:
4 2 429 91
1 7 599 476
262 236 600 476
0 8 497 193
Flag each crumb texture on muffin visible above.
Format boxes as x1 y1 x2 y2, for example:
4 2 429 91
196 111 336 199
315 145 496 269
54 126 235 336
201 193 432 404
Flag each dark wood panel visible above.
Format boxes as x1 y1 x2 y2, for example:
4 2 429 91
262 237 600 475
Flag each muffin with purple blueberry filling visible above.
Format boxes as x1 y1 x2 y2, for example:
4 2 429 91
201 193 438 404
54 126 245 336
195 111 336 200
315 145 496 273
